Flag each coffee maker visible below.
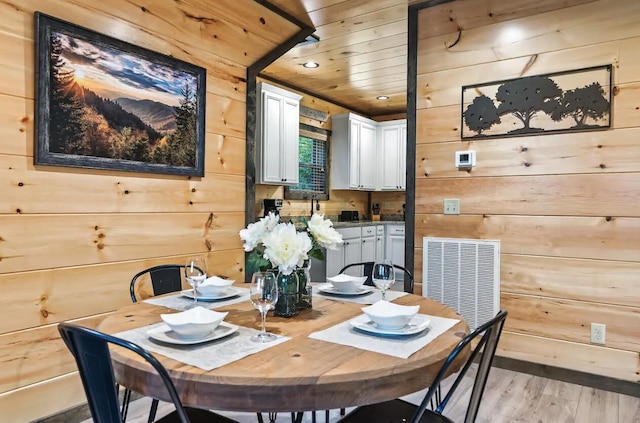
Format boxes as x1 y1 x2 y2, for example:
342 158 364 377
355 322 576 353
263 199 283 217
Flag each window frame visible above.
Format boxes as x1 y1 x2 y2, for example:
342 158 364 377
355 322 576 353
284 123 330 201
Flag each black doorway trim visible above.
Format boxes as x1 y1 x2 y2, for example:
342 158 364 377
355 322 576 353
405 0 456 292
245 2 314 279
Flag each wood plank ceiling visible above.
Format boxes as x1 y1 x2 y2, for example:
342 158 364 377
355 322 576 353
262 0 599 118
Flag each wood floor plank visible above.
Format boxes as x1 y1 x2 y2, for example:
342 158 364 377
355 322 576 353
530 378 582 422
618 394 640 423
575 386 619 422
489 372 547 420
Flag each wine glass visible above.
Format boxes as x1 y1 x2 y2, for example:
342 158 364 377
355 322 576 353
372 259 395 301
249 271 279 342
184 256 207 308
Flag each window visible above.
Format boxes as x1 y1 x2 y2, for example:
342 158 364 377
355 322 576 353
285 124 329 201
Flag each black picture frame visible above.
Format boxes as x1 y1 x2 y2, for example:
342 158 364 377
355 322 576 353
461 64 612 140
35 12 206 176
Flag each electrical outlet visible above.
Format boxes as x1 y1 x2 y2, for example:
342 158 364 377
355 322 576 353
591 323 606 344
443 199 460 215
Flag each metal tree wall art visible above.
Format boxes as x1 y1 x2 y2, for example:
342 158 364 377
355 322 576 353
461 65 611 139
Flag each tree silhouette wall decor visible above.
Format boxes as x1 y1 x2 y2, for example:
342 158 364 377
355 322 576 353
461 65 611 139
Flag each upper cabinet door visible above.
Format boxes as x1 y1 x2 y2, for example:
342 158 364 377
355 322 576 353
377 120 407 191
358 122 377 190
282 97 300 184
256 82 302 185
378 125 402 190
348 119 361 189
399 124 407 190
261 91 284 184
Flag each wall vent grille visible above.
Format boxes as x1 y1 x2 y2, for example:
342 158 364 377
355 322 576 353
422 237 500 330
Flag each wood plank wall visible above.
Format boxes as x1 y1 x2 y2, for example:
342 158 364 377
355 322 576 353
414 0 640 383
0 1 297 421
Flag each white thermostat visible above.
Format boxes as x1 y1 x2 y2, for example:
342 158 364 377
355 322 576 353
455 150 476 169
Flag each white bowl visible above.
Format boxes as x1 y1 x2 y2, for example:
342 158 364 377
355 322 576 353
198 276 235 296
361 301 420 330
161 306 228 339
327 274 368 292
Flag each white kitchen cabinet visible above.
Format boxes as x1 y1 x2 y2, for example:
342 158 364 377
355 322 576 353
375 225 385 261
331 113 378 190
361 225 376 263
326 227 362 278
256 82 302 185
385 224 405 281
377 120 407 191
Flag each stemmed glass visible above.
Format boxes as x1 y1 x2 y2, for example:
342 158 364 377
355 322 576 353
184 256 207 308
372 259 395 301
249 271 279 342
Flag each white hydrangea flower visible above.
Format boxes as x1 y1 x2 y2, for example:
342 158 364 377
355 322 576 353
239 212 280 251
307 214 343 250
262 222 313 275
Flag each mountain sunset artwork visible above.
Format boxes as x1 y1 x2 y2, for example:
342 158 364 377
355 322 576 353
42 20 204 174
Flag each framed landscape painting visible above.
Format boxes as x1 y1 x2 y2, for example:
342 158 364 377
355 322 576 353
35 12 206 176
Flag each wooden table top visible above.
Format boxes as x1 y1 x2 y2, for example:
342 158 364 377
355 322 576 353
98 293 469 413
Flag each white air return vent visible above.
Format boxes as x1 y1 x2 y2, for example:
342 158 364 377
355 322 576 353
422 237 500 330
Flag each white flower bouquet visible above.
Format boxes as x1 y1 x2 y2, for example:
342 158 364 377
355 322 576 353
240 212 343 275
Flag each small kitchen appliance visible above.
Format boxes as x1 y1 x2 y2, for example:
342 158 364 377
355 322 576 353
339 210 359 222
263 199 283 217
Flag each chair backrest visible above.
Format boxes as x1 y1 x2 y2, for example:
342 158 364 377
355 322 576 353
410 309 508 423
58 322 191 423
339 261 414 293
130 264 186 302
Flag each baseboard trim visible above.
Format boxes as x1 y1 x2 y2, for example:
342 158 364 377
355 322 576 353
32 390 144 423
493 356 640 398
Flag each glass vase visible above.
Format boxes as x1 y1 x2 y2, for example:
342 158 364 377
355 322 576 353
274 271 299 318
296 260 312 311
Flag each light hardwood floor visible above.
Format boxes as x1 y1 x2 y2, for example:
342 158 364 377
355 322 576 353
76 366 640 423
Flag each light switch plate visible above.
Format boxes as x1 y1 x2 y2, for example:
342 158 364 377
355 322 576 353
443 199 460 215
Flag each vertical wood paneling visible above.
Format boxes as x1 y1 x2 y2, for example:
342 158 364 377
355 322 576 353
415 0 640 383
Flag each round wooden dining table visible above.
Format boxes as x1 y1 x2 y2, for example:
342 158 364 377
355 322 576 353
98 293 469 413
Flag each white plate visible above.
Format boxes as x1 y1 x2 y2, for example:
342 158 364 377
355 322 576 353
181 287 241 301
317 283 375 296
350 314 431 336
147 321 239 345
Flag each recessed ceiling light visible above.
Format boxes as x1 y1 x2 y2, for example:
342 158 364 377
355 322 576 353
303 61 319 68
376 95 389 100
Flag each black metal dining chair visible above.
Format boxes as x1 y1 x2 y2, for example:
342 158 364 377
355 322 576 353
339 261 414 293
129 264 191 303
338 309 508 423
125 264 191 421
58 322 239 423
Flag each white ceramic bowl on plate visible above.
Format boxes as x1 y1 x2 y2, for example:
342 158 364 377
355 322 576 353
161 306 228 339
327 274 368 293
361 300 420 330
198 276 235 296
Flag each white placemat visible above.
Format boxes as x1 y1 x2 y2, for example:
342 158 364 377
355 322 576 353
312 284 407 304
115 322 289 371
144 287 250 311
308 314 460 359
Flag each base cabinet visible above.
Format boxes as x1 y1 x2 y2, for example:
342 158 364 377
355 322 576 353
326 227 362 277
385 224 405 281
326 225 388 278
